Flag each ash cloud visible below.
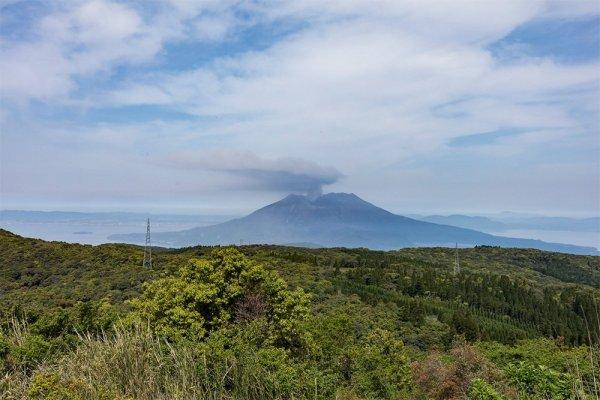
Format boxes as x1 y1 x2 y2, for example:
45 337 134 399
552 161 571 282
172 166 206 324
165 150 343 196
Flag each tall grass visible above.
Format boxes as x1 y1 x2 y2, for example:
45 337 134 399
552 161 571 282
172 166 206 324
1 321 321 400
2 317 599 399
62 324 205 399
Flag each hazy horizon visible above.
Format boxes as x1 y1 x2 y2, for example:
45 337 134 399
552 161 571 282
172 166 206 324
2 194 598 250
1 194 599 219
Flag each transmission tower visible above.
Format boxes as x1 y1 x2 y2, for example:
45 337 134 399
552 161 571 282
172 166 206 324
143 218 152 269
453 242 460 275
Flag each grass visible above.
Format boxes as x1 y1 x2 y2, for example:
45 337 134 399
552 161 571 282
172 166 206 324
1 321 326 400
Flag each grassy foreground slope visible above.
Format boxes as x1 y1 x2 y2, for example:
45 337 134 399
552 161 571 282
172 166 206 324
0 229 599 399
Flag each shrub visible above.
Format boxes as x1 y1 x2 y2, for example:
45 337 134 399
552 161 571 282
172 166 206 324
468 378 505 400
450 309 479 341
195 321 329 398
350 329 412 398
412 341 502 400
506 361 573 400
27 372 87 400
31 310 71 338
128 248 311 348
9 334 53 371
73 299 118 333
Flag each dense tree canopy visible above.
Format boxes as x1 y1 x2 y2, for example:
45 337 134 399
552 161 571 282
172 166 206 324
0 230 598 399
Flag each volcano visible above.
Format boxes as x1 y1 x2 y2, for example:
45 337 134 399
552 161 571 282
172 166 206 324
109 193 598 254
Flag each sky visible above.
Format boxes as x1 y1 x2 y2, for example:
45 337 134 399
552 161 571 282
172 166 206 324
0 0 599 216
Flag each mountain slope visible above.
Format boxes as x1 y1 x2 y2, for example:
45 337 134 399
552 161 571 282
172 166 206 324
110 193 598 254
417 214 508 231
416 213 599 233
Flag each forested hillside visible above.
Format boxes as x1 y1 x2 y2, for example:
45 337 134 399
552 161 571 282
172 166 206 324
1 229 599 399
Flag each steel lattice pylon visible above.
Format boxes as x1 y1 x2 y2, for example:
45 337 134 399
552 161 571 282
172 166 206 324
143 218 152 269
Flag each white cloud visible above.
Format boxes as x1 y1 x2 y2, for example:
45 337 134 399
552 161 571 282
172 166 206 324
0 0 598 213
102 3 598 170
41 1 143 44
1 0 150 100
0 40 73 99
0 0 239 101
541 0 600 19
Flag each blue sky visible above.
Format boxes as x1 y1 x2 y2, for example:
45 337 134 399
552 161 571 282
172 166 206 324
0 0 598 216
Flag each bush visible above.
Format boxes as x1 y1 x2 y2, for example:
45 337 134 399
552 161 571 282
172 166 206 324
506 361 573 400
31 310 71 338
468 378 505 400
350 329 411 398
195 321 330 398
73 299 118 333
9 334 53 371
129 248 311 348
450 309 479 341
412 341 502 400
27 372 87 400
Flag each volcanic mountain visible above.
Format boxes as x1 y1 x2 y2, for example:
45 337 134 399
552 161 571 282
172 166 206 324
109 193 598 254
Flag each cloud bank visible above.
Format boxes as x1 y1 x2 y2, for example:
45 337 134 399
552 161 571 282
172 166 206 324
0 0 598 214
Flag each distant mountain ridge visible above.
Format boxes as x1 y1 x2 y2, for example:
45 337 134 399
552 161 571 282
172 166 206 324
416 213 599 233
109 193 598 255
0 210 232 224
417 214 507 231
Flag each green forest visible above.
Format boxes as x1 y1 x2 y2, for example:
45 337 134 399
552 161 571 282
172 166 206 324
0 228 599 399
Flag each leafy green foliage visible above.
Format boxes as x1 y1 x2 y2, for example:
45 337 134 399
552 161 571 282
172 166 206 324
477 338 598 393
506 362 573 399
348 328 411 398
2 229 598 345
1 229 599 399
468 378 505 400
27 372 88 400
451 309 480 341
128 248 311 347
8 333 52 371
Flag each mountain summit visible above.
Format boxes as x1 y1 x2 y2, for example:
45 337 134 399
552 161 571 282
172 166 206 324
248 193 395 225
110 193 598 254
